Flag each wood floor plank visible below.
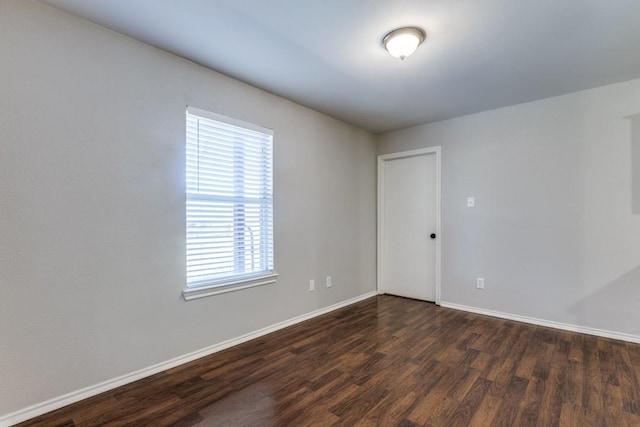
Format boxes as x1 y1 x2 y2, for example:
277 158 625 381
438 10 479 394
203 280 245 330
445 377 492 427
489 401 519 427
15 295 640 426
467 393 501 427
513 376 545 426
535 362 564 426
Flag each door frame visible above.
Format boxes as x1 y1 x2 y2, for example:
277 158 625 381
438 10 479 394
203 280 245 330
377 147 442 305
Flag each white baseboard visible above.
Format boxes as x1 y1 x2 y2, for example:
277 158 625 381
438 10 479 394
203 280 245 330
440 301 640 345
0 291 377 427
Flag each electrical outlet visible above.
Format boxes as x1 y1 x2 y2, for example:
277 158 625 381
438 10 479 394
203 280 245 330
326 276 332 288
309 279 315 292
476 278 485 289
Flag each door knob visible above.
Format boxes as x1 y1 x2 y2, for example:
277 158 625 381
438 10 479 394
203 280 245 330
430 233 436 239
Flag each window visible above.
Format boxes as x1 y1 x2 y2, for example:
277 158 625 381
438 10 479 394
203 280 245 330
184 107 275 300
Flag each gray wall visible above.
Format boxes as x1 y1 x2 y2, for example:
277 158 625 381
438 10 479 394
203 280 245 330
0 0 376 416
379 78 640 337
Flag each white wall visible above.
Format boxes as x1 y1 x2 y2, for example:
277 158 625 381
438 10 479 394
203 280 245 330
379 78 640 338
0 0 376 418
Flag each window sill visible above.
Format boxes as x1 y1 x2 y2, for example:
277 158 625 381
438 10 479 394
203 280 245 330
182 273 278 301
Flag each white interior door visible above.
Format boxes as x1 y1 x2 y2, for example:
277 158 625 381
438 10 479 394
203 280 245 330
378 148 440 302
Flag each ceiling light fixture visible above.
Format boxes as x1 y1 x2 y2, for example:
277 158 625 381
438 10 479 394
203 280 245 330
383 26 426 60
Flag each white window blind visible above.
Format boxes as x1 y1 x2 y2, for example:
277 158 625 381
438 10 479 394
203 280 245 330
186 107 274 290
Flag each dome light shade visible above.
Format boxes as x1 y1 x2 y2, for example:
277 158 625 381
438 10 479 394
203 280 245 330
383 27 426 60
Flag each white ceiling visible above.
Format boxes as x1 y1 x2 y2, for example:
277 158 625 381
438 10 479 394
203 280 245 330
39 0 640 133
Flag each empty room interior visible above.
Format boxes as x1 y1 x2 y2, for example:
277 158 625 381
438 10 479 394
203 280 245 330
3 0 640 425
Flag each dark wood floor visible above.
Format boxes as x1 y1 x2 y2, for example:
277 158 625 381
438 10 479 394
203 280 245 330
17 295 640 426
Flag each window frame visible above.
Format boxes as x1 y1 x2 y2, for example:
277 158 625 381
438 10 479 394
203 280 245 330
183 106 277 301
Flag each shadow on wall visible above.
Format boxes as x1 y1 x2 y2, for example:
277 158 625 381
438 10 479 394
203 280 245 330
568 114 640 336
629 113 640 214
567 265 640 336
